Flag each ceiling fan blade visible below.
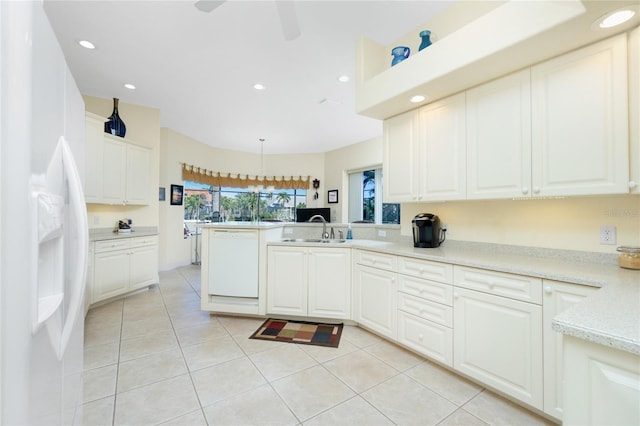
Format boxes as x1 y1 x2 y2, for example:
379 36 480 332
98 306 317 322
194 0 226 13
275 1 301 41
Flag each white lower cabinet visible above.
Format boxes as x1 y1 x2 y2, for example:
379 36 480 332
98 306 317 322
397 257 454 366
563 336 640 426
353 259 397 339
542 279 596 420
92 236 159 304
453 266 543 410
267 246 351 320
354 265 397 339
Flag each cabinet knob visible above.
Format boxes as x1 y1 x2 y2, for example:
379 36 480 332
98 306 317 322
453 292 459 299
489 281 495 289
418 334 424 341
533 186 540 194
419 267 425 274
391 277 396 283
629 181 638 189
544 286 552 294
521 187 529 194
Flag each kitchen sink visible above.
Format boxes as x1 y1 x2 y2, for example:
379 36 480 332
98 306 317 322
280 238 347 244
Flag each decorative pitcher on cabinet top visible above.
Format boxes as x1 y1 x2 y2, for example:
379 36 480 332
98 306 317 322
391 46 410 66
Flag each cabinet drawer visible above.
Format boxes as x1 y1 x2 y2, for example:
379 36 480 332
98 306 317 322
397 310 452 366
398 274 452 306
130 235 158 248
398 292 452 327
355 250 397 271
454 266 542 304
95 239 130 253
399 257 453 283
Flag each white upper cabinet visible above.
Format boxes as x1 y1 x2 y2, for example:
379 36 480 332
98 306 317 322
84 112 105 203
531 34 629 196
384 93 466 203
419 93 467 201
466 69 532 199
383 110 419 202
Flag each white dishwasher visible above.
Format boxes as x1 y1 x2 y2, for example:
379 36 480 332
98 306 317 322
208 229 259 298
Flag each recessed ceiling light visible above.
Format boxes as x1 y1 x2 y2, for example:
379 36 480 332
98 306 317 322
78 40 95 49
338 75 349 83
592 7 638 30
410 95 426 103
124 83 136 90
253 83 266 90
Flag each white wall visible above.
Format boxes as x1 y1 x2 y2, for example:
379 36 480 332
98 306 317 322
324 136 383 223
158 128 325 270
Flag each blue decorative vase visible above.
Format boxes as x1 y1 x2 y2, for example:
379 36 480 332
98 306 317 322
104 98 126 137
419 30 432 51
391 46 410 66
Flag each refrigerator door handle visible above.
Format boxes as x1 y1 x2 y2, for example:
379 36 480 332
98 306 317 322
57 136 88 359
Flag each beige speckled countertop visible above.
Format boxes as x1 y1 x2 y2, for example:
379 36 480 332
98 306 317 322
89 227 159 242
269 238 640 355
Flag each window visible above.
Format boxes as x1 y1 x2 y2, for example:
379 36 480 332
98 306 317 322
183 181 306 225
348 168 400 224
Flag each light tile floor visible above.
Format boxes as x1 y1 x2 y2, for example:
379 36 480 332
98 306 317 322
83 265 555 426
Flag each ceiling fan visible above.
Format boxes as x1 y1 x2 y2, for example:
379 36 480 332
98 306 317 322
194 0 301 41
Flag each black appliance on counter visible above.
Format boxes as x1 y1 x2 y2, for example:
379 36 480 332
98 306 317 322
296 207 331 223
412 213 446 248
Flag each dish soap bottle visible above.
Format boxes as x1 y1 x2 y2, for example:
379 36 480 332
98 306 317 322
346 223 352 240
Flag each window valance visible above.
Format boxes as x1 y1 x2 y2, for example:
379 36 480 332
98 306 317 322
181 163 310 190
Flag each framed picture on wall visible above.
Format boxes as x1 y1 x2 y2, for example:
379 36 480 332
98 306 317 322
328 189 338 203
170 184 184 205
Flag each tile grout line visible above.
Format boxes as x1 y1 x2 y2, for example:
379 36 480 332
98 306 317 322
157 269 212 425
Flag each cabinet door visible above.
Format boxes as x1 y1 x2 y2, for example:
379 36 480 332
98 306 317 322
419 93 466 201
129 244 158 291
267 247 307 316
542 280 596 420
563 336 640 426
93 250 129 302
466 70 532 199
354 264 397 339
84 113 104 203
101 136 126 204
453 287 543 410
125 144 151 205
383 110 419 202
531 34 629 196
308 248 351 320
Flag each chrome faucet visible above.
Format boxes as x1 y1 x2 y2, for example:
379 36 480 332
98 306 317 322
308 214 330 239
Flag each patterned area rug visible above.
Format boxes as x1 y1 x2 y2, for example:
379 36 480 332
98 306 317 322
249 318 343 348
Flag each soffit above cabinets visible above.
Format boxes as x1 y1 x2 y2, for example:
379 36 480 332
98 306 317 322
356 0 640 120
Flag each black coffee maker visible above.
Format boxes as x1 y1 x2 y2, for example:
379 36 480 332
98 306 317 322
412 213 446 248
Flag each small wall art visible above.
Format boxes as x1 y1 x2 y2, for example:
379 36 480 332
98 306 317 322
328 189 338 203
170 184 184 205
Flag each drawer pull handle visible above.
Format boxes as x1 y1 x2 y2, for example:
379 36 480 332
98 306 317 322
544 286 552 294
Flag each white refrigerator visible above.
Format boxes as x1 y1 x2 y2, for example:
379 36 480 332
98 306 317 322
1 1 88 424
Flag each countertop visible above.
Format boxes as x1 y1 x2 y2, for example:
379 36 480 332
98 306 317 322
197 222 284 230
89 227 159 242
269 238 640 355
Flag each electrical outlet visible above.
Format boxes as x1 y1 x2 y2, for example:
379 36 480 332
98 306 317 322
93 216 100 225
600 226 617 245
378 230 386 237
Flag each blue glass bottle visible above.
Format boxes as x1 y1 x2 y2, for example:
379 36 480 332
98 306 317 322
104 97 127 137
419 30 432 51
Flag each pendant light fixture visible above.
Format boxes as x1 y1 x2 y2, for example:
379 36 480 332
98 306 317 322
249 138 274 194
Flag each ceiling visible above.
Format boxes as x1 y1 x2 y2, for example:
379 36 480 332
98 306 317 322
44 0 457 155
